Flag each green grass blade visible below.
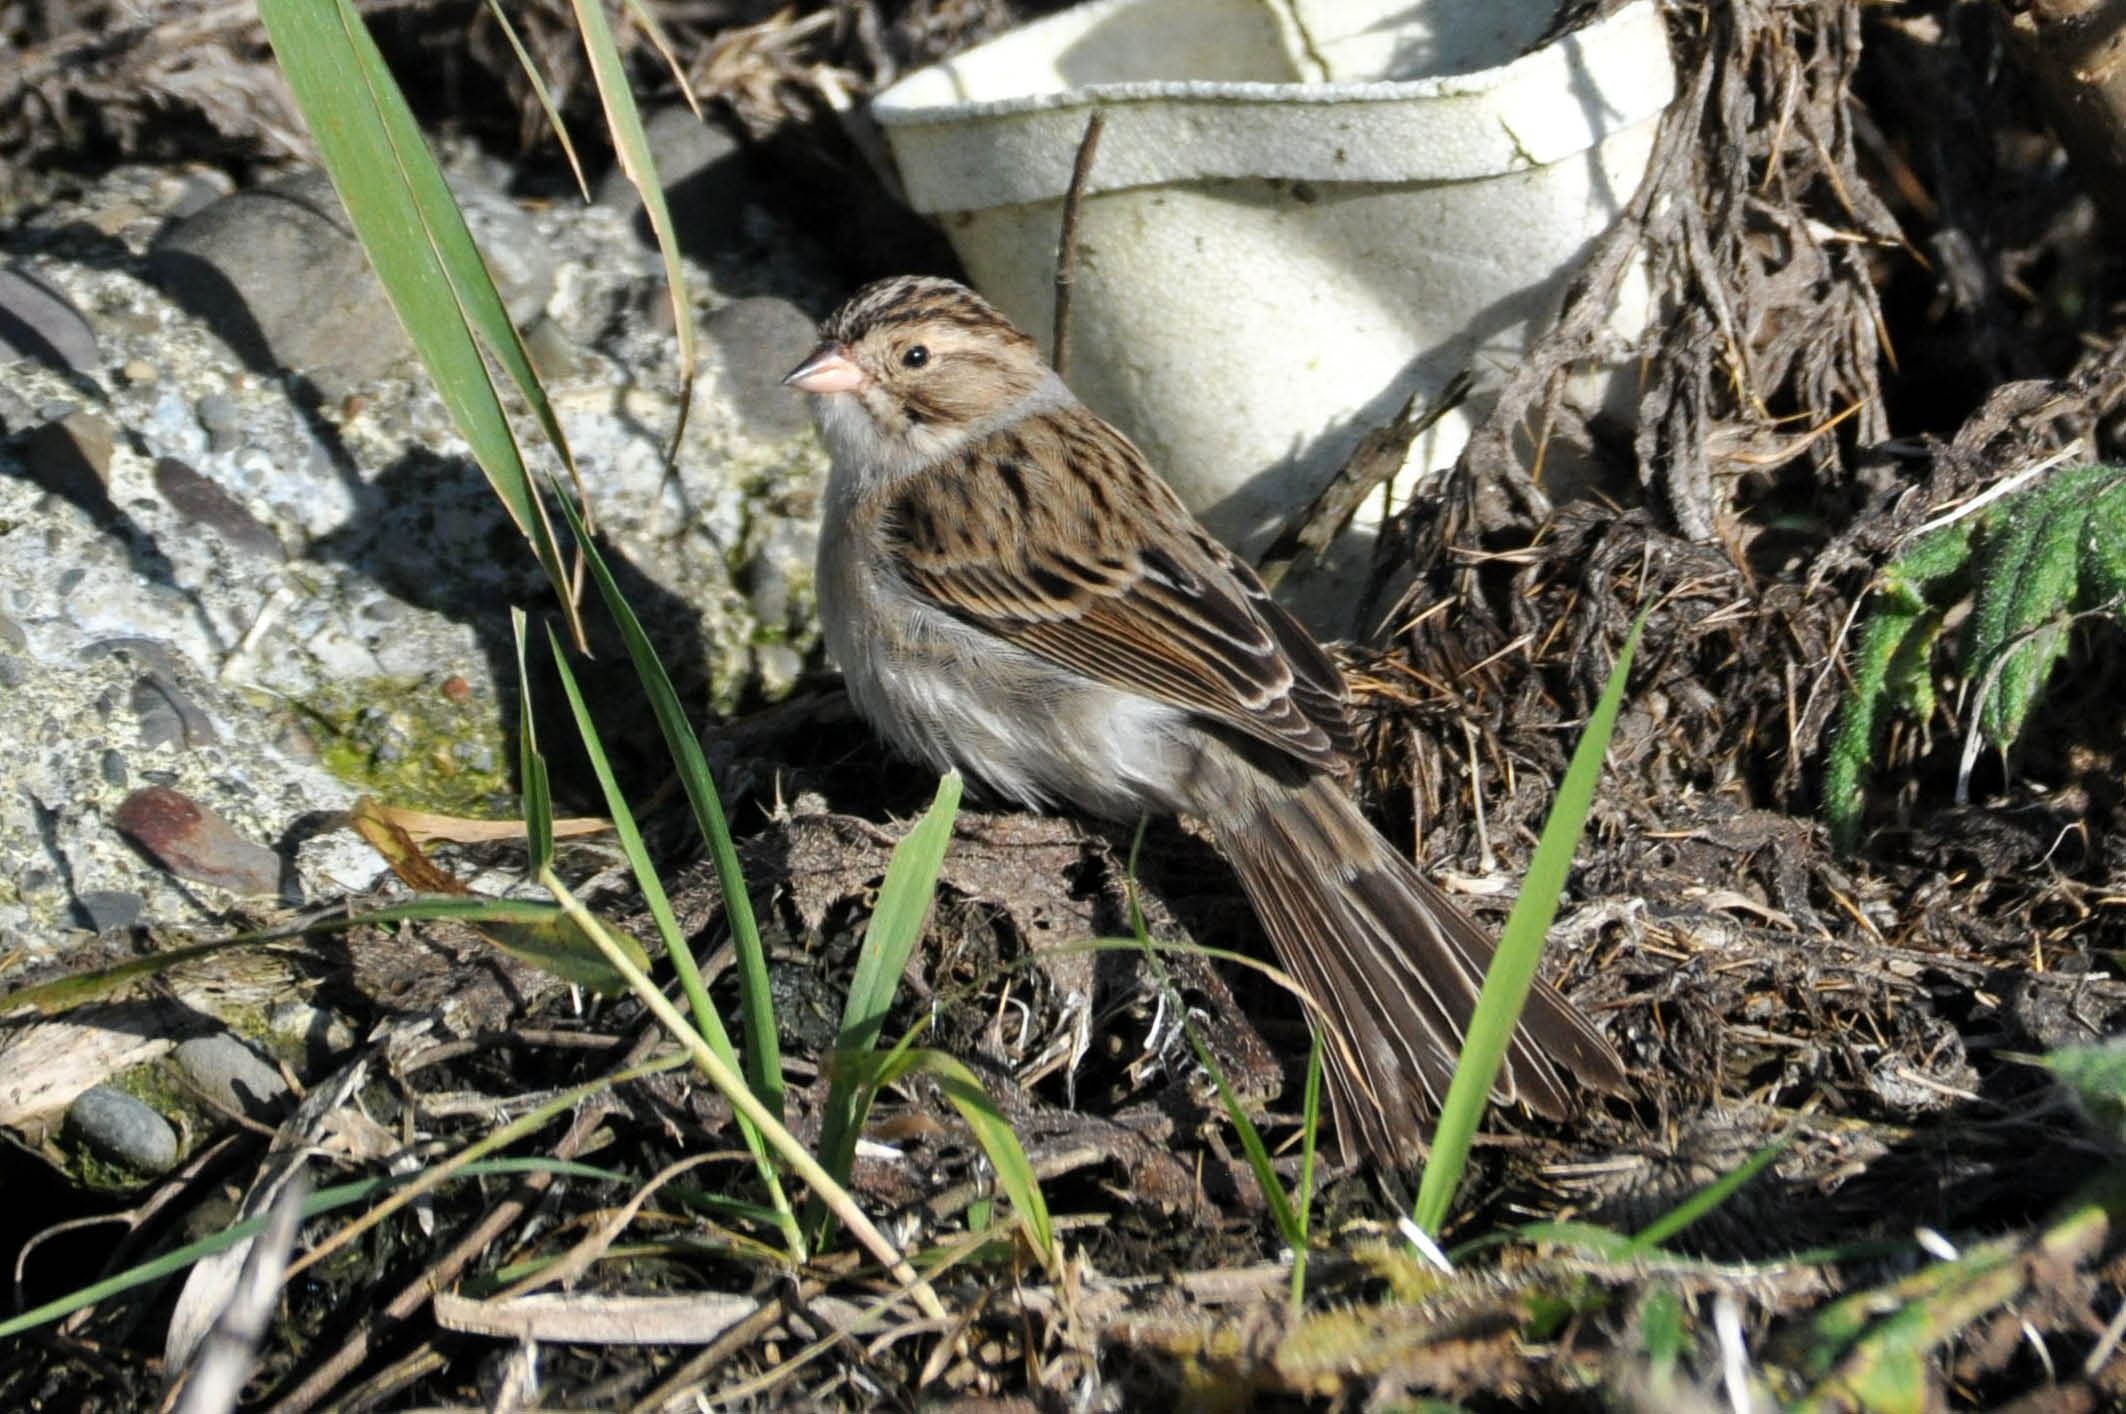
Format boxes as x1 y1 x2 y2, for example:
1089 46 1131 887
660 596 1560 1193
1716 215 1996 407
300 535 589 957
512 610 554 878
617 0 700 115
1184 1019 1304 1253
875 1047 1055 1269
842 773 963 1055
545 490 782 1118
481 0 591 200
257 0 586 645
1413 607 1648 1237
543 626 730 1060
544 625 802 1254
347 894 649 992
1624 1130 1793 1255
1120 819 1308 1261
542 874 948 1318
812 774 962 1232
568 0 696 457
1291 1028 1322 1307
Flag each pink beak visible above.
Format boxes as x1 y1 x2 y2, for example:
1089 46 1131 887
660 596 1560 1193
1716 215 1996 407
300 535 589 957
784 342 867 395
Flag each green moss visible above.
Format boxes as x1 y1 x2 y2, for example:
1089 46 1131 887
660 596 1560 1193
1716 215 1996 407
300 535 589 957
296 673 513 814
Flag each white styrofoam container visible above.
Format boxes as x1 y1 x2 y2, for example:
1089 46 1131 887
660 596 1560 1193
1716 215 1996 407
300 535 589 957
871 0 1675 628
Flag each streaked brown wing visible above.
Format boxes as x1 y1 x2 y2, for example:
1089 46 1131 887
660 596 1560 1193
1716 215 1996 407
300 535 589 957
882 407 1355 773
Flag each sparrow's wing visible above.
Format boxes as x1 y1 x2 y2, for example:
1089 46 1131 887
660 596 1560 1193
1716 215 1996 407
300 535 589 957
884 407 1356 774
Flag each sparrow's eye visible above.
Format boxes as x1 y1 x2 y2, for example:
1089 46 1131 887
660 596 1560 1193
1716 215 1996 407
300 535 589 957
900 344 929 369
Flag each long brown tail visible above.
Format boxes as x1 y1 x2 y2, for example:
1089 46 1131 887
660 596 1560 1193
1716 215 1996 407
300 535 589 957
1210 774 1627 1165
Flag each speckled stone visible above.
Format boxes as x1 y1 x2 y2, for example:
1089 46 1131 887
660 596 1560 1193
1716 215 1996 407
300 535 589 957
113 786 283 897
173 1034 290 1120
0 263 100 375
67 1085 178 1172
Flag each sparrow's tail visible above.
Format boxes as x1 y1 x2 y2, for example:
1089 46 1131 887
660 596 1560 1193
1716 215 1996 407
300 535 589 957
1210 774 1626 1165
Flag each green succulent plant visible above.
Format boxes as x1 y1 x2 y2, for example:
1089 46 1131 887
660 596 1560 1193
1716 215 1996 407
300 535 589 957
1824 461 2126 850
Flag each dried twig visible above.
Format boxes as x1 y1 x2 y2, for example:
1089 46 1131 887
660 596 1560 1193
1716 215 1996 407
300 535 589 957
1052 108 1107 380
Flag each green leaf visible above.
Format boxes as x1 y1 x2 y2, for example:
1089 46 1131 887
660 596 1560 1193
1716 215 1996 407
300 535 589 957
1414 607 1647 1237
841 772 963 1056
512 610 554 878
813 774 963 1225
875 1048 1054 1269
1975 468 2099 742
567 0 696 457
364 895 649 992
545 625 800 1253
545 490 783 1117
257 0 586 646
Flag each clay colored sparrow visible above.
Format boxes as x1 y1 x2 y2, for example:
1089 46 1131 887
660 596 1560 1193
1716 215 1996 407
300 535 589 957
786 275 1626 1163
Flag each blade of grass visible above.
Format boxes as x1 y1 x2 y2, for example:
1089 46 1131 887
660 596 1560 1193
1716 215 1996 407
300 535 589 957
617 0 701 116
257 0 588 646
541 871 948 1321
842 773 963 1056
1292 1028 1323 1307
1413 607 1648 1237
544 624 801 1256
811 773 960 1240
289 1051 689 1280
545 490 782 1118
513 610 554 878
568 0 696 460
874 1047 1054 1271
481 0 591 200
1624 1129 1793 1255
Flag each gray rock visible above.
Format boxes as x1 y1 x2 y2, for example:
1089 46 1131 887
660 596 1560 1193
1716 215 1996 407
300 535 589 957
74 888 145 932
147 169 554 397
20 410 116 504
130 671 219 750
706 296 818 440
0 264 100 375
153 456 285 560
148 169 407 395
599 105 753 259
194 393 241 452
67 1085 178 1172
174 1034 290 1120
0 160 835 956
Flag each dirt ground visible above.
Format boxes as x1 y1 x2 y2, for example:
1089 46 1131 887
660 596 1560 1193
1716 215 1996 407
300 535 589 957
8 0 2126 1409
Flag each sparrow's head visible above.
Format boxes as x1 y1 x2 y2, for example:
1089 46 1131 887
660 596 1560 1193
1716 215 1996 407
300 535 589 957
785 277 1054 467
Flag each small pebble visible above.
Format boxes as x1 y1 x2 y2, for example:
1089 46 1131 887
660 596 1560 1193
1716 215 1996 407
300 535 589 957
113 786 283 897
67 1085 178 1173
0 264 101 375
74 889 145 933
174 1034 290 1120
130 672 219 750
195 394 242 453
153 457 285 560
21 410 117 503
